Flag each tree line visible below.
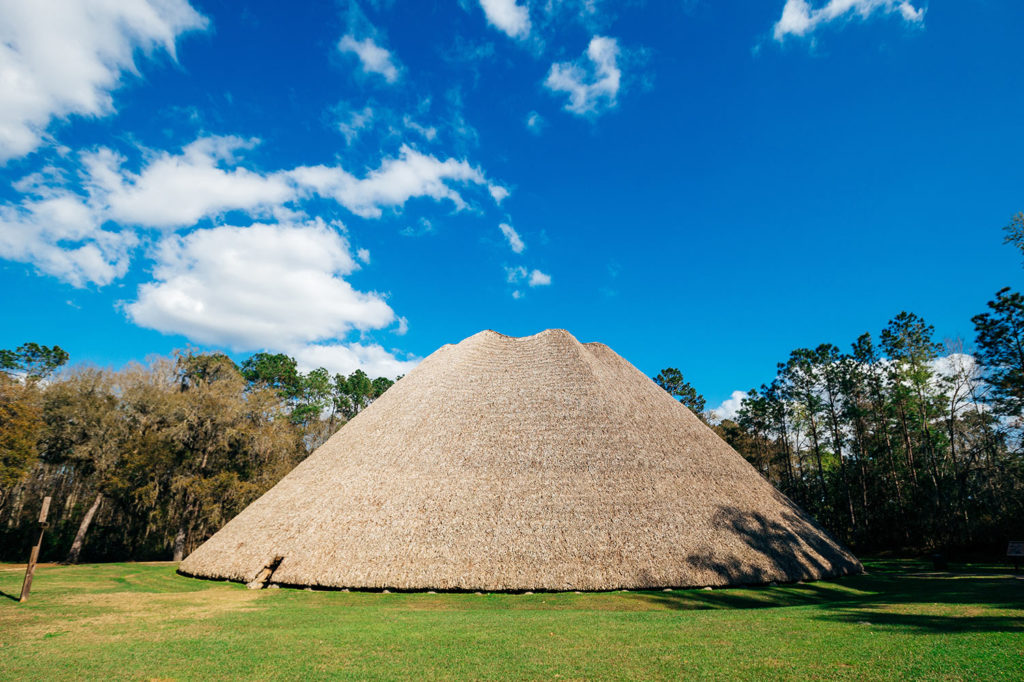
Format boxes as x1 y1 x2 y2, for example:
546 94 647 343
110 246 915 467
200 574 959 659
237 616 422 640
658 215 1024 553
4 216 1022 562
0 347 395 563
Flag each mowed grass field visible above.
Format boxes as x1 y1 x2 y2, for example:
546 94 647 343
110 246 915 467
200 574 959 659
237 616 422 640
0 559 1021 680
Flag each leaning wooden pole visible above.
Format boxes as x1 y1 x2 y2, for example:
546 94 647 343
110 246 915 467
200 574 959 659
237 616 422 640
20 496 51 603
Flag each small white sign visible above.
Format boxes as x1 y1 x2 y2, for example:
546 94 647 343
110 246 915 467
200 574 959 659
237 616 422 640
1008 541 1024 557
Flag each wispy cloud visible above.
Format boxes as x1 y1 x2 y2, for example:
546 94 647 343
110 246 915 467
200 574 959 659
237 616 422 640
773 0 925 42
525 110 546 134
0 191 136 287
545 36 622 116
489 185 510 204
291 145 499 219
0 0 208 162
338 34 401 83
499 223 525 253
506 265 528 283
336 105 375 145
505 265 552 292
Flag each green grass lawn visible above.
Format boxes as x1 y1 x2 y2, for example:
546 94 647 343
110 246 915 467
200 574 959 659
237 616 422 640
1 559 1021 680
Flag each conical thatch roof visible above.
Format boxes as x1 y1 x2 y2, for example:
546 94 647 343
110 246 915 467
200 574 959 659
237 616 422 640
179 329 861 591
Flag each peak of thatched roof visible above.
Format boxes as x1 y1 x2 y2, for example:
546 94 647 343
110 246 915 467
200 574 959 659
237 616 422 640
179 329 861 590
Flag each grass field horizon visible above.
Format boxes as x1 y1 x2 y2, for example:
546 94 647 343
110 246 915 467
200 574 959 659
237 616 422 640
2 558 1021 680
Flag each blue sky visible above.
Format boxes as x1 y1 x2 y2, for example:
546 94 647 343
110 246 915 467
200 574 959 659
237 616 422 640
1 0 1022 416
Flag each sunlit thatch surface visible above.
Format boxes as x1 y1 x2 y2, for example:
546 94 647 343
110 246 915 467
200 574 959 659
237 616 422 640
179 329 861 590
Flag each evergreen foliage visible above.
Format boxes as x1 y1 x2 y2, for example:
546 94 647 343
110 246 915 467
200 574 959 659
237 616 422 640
972 287 1024 417
707 305 1023 552
654 367 708 421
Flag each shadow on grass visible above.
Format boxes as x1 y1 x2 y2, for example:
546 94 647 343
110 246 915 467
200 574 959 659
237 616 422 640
621 502 863 612
617 503 1023 635
823 608 1024 633
623 570 1024 632
0 588 20 602
625 579 859 611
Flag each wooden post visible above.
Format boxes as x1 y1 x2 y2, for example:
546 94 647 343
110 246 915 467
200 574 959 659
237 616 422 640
19 496 51 603
1008 541 1024 573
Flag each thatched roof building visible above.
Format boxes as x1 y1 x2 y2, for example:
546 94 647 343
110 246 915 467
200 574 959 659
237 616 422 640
179 329 861 591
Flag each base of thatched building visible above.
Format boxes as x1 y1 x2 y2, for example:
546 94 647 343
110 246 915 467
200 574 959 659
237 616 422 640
179 329 862 591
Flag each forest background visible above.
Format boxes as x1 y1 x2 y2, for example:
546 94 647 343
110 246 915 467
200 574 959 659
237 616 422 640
2 216 1023 563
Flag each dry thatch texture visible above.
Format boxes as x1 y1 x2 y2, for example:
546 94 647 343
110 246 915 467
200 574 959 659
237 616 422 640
179 329 861 590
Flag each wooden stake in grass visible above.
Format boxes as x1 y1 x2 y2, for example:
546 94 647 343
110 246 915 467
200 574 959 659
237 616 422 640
20 496 51 603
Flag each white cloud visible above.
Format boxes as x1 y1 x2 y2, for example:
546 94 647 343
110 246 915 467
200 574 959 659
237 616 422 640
478 0 531 39
336 103 441 145
400 217 436 237
525 110 545 134
505 265 551 289
291 342 419 380
712 390 748 422
499 223 525 253
394 316 409 336
3 169 424 376
1 134 509 290
338 35 400 83
898 2 924 22
0 191 136 287
0 169 139 287
403 115 438 141
539 0 607 30
337 105 375 144
931 353 977 379
707 352 980 426
85 136 295 229
773 0 925 41
544 36 622 116
0 135 297 284
506 265 528 283
291 145 494 219
489 184 510 204
528 269 551 286
125 220 396 350
929 353 990 415
929 353 981 395
92 136 504 227
0 0 208 162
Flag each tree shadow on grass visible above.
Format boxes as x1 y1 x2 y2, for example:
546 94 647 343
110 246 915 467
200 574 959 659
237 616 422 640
0 588 20 602
821 607 1024 633
620 503 1024 633
809 569 1024 634
624 571 1024 633
624 579 862 612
